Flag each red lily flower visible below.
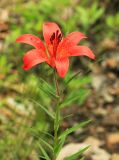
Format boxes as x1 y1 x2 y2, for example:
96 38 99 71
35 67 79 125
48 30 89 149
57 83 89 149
16 22 95 78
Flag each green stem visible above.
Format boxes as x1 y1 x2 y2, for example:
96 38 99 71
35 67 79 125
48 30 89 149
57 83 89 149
54 69 60 97
53 70 61 160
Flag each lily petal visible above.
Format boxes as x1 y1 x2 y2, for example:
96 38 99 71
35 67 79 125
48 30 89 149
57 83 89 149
57 32 86 58
43 22 62 56
16 34 45 50
55 58 69 78
63 32 86 45
43 22 62 45
23 49 47 70
69 46 95 59
46 57 55 68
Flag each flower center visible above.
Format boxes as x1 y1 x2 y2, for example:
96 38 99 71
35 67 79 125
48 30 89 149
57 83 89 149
50 30 62 56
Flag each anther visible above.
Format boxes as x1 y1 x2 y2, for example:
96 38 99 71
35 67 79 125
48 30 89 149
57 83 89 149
56 30 59 38
50 37 53 44
58 33 62 42
52 32 55 40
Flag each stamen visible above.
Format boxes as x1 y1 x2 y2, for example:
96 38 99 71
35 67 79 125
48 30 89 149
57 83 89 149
50 32 56 44
58 34 62 43
56 30 59 39
50 30 62 55
52 32 55 40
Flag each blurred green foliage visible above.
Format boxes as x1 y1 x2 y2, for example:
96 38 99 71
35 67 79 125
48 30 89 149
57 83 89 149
106 12 119 37
0 0 118 159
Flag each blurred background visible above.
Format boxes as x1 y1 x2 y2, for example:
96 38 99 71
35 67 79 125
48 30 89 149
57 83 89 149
0 0 119 159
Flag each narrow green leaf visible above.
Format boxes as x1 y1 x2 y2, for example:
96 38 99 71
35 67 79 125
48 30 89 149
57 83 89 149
38 78 59 99
39 137 53 151
38 130 54 139
60 94 81 108
29 127 54 139
64 146 90 160
66 76 92 89
39 78 54 89
38 155 46 159
55 136 66 157
38 143 51 160
80 157 85 160
65 70 81 86
62 114 73 120
59 120 91 139
31 99 55 119
39 78 55 93
32 132 53 151
38 84 59 99
60 89 90 108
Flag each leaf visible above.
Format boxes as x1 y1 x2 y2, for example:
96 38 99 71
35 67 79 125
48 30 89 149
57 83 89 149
59 120 91 139
30 128 53 151
39 78 54 92
93 8 104 23
65 74 92 89
38 84 59 99
38 143 51 160
60 89 90 108
31 99 55 119
80 157 85 160
38 130 54 139
39 137 53 151
30 128 54 139
65 70 81 86
62 114 73 120
39 131 54 139
38 78 59 99
38 155 46 159
76 7 88 29
64 146 90 160
55 136 66 157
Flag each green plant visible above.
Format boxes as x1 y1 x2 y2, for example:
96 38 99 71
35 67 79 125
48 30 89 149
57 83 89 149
106 13 119 38
0 55 17 89
75 2 104 33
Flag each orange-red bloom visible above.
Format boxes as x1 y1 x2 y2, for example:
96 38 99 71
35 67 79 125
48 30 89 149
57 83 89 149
16 22 95 78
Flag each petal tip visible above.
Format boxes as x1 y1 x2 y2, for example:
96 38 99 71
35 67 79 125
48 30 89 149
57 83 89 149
43 22 53 27
91 54 96 60
43 22 59 29
16 37 20 42
22 65 29 71
93 56 96 60
60 74 66 78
